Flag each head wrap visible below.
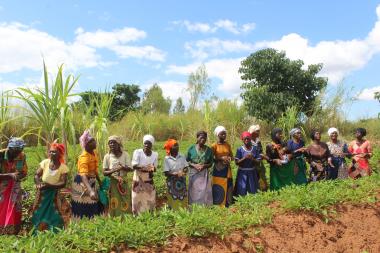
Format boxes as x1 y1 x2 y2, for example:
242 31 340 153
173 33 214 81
163 139 178 155
271 128 283 142
196 130 207 139
79 130 93 149
327 127 339 136
214 126 226 136
143 134 155 145
241 131 252 140
108 135 123 147
289 128 301 137
355 127 367 137
50 143 65 164
7 137 25 149
310 130 320 140
248 125 260 134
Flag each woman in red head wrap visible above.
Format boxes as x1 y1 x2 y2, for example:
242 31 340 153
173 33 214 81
234 132 261 196
31 143 69 232
163 139 189 210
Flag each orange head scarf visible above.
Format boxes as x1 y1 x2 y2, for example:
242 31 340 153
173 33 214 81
50 143 65 164
163 139 177 155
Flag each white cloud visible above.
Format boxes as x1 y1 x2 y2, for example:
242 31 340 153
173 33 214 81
75 27 146 47
173 4 380 92
167 58 243 94
357 86 380 100
173 19 255 34
254 5 380 84
185 38 255 59
0 23 166 74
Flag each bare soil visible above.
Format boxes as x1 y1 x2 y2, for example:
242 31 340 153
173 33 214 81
119 199 380 253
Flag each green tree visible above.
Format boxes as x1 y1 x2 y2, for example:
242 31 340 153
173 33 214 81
79 83 140 121
141 83 171 114
110 83 140 120
239 48 328 122
173 97 185 114
187 64 211 110
375 91 380 102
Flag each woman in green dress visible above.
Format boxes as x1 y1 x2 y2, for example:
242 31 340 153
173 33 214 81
163 139 189 210
286 128 308 185
266 128 295 191
186 131 213 206
103 135 132 216
32 143 68 232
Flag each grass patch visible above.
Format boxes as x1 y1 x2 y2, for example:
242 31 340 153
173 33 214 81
2 173 379 252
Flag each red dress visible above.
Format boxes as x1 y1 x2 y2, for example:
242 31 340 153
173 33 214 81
348 140 372 178
0 150 27 235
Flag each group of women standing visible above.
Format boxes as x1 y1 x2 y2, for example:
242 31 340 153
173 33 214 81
0 125 374 235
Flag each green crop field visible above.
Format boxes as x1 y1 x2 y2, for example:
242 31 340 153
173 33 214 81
1 142 379 253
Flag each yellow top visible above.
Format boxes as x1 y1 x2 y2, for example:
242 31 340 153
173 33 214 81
211 142 233 159
40 159 69 185
77 150 99 176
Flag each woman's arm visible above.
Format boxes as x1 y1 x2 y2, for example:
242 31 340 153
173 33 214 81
34 167 43 185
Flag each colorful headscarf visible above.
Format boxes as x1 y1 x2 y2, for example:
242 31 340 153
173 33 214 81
163 139 178 155
143 134 155 145
7 137 25 149
214 126 226 136
241 131 252 140
108 135 123 147
289 128 301 137
50 143 65 164
327 127 339 136
248 124 260 134
79 130 93 149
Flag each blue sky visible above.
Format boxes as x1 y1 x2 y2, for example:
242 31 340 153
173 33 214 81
0 0 380 120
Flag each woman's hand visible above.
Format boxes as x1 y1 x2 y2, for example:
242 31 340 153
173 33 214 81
273 159 282 166
9 172 19 181
89 190 97 200
36 183 45 190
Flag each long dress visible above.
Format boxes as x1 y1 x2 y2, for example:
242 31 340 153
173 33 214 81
71 151 104 219
307 143 330 182
163 153 189 210
234 145 260 196
327 141 349 179
0 149 27 235
103 151 132 216
211 142 234 207
31 159 69 232
266 142 295 191
287 139 308 185
131 149 158 214
186 144 213 206
348 140 372 178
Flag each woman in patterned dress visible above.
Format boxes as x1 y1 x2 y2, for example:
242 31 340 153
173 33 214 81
32 142 68 232
211 126 234 207
163 139 189 210
103 135 132 216
348 128 372 179
71 130 104 219
326 128 349 179
306 130 333 182
131 135 158 215
186 131 213 206
0 138 27 235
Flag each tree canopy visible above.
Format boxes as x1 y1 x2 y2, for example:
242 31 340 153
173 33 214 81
239 48 328 122
141 83 172 114
79 83 140 121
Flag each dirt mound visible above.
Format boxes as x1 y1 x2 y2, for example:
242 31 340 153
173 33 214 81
120 201 380 253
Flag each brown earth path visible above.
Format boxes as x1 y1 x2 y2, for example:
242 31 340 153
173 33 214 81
118 200 380 253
